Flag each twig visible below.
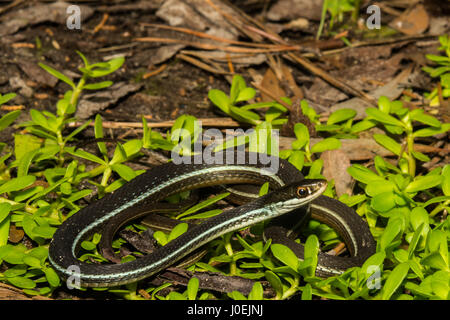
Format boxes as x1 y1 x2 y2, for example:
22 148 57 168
141 23 297 49
0 0 25 15
92 13 109 34
67 117 241 129
142 64 167 79
177 53 231 75
134 37 301 54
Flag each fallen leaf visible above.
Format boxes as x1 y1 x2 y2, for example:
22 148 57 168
76 82 143 119
389 4 429 35
321 149 352 197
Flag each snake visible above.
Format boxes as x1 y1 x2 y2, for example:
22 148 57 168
48 152 376 288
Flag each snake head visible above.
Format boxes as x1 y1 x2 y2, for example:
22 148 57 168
295 179 327 199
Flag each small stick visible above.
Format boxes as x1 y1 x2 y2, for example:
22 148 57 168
92 13 109 34
68 117 241 129
142 64 167 79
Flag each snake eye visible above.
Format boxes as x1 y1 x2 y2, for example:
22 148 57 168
296 187 308 197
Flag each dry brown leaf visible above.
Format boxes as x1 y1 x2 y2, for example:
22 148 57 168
389 4 430 35
321 149 352 197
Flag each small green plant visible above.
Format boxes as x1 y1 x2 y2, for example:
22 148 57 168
66 114 143 197
208 75 288 126
423 35 450 106
363 96 449 177
317 0 360 40
0 52 126 296
19 52 125 166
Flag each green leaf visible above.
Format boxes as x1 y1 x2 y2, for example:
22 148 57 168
347 164 382 184
371 191 396 212
17 148 41 177
0 244 27 264
7 276 36 289
32 225 56 239
66 147 106 165
307 159 324 179
23 255 42 268
365 179 394 197
29 109 50 131
0 93 17 106
303 234 319 276
292 123 309 150
81 240 96 251
0 204 11 246
259 182 270 196
0 110 21 132
208 89 230 114
167 223 188 242
111 164 137 181
411 151 430 162
264 270 283 298
421 252 448 271
408 224 424 259
378 96 391 113
413 123 450 137
64 119 92 143
410 109 441 127
248 282 263 300
39 63 75 88
236 87 256 102
153 231 167 246
0 175 36 194
288 150 304 171
350 119 376 133
373 134 401 156
88 56 125 78
230 106 260 124
366 107 404 127
0 202 12 225
230 75 246 103
442 165 450 196
271 243 299 271
405 175 443 193
327 108 356 125
228 291 247 300
176 192 229 219
301 283 312 300
180 209 222 220
83 81 113 90
187 277 199 300
94 114 107 157
310 138 341 153
76 50 90 67
361 252 385 276
44 267 60 287
3 265 27 278
381 262 410 300
379 217 404 251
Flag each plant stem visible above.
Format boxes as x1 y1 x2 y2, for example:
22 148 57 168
70 76 86 108
429 200 450 217
223 233 237 275
281 275 300 299
406 133 416 177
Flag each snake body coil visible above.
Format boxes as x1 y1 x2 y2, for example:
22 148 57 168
49 152 375 287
